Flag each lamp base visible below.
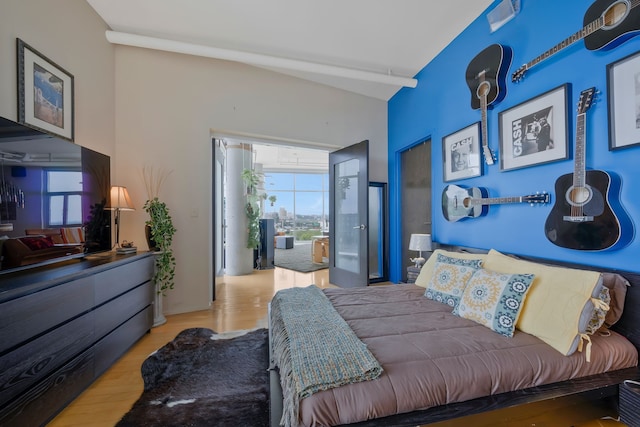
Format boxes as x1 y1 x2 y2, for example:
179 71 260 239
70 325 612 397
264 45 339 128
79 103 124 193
410 256 426 269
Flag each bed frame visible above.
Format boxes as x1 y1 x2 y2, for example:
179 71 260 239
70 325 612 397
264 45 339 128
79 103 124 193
269 249 640 427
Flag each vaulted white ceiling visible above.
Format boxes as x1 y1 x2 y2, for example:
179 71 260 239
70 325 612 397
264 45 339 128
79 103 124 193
86 0 493 100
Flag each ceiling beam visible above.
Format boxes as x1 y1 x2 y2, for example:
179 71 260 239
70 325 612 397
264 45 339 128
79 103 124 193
105 30 418 89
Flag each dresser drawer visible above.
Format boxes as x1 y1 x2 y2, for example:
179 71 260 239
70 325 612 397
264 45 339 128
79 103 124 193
94 281 153 339
93 256 154 305
0 346 95 427
0 276 94 354
94 306 153 376
0 311 94 407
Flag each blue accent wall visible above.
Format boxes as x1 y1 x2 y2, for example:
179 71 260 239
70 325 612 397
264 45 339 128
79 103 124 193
388 0 640 282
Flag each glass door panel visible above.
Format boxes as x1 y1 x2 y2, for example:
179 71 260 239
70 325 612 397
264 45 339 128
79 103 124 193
335 159 359 274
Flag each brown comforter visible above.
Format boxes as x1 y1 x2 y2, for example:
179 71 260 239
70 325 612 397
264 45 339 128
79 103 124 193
289 284 638 426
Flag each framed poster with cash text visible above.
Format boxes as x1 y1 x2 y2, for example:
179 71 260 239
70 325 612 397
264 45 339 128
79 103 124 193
498 84 569 171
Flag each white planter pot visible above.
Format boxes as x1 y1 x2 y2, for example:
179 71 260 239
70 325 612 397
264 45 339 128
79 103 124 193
153 290 167 327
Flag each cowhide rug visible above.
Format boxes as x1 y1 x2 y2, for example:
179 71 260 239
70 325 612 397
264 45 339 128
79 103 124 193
117 327 270 427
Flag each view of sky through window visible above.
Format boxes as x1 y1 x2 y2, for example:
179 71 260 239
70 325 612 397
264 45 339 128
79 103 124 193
263 172 329 239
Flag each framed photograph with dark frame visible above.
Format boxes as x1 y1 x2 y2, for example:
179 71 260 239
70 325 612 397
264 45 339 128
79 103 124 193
607 51 640 150
17 38 74 141
442 122 482 182
498 84 569 171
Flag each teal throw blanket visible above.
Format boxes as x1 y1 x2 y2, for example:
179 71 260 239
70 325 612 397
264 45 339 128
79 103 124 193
270 285 383 427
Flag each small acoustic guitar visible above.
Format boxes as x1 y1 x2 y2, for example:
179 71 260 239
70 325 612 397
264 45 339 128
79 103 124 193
442 184 549 222
544 88 628 250
512 0 640 82
466 44 512 165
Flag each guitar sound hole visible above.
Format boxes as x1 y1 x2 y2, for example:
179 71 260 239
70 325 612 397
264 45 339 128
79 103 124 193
566 186 592 206
603 1 628 28
476 81 491 99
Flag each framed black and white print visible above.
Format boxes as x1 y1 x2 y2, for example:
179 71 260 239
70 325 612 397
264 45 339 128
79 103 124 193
498 84 569 171
608 51 640 150
17 38 74 141
442 122 481 182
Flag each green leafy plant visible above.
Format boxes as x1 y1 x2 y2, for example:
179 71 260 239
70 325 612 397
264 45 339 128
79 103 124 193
142 167 176 294
144 198 176 294
242 168 261 249
268 194 277 206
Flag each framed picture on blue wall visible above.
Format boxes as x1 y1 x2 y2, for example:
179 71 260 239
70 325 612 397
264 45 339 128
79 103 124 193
498 84 569 171
17 38 75 142
608 51 640 151
442 122 482 182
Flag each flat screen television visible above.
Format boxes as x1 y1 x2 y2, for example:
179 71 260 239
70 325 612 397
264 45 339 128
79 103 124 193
0 116 111 274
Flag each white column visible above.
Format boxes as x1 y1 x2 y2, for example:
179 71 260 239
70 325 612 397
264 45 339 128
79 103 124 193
225 142 254 275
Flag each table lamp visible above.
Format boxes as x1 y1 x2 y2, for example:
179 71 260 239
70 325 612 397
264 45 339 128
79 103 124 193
409 233 432 268
107 185 134 248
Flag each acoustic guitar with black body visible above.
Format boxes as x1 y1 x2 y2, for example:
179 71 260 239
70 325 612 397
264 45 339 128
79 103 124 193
544 88 630 250
513 0 640 82
466 44 512 165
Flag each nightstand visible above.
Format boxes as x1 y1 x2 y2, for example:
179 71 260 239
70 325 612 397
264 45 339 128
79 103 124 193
406 266 421 284
619 379 640 426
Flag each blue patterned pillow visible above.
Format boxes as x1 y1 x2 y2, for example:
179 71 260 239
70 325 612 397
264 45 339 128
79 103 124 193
586 287 611 335
453 268 535 337
424 253 483 308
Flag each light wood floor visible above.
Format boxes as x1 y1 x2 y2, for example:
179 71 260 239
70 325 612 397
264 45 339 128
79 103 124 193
48 267 334 427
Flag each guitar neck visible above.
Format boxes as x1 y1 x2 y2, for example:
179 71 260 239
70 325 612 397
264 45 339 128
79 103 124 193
480 96 489 147
525 16 604 71
573 112 587 188
468 196 527 206
478 88 494 165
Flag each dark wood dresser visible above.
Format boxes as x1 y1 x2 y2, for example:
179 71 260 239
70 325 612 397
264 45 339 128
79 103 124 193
0 252 154 426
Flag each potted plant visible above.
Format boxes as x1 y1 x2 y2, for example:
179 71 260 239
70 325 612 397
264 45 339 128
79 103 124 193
142 167 177 295
268 194 277 207
242 168 261 249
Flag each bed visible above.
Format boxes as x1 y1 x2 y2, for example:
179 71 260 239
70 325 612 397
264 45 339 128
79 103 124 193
269 247 640 427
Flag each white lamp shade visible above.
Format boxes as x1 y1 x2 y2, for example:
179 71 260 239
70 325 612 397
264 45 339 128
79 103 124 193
409 233 432 252
108 186 135 210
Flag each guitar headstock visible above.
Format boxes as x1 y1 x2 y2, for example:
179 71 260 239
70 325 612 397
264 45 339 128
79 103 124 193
578 87 596 113
524 192 550 205
511 64 528 83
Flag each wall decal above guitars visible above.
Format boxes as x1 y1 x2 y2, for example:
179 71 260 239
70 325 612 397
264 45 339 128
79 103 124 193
442 184 549 222
544 88 632 250
466 44 512 166
512 0 640 82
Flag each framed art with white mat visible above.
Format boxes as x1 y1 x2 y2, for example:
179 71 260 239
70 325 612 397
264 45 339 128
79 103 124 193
498 84 569 171
607 51 640 151
17 38 74 141
442 122 482 182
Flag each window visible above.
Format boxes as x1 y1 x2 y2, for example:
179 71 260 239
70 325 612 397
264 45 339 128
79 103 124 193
46 170 83 226
264 172 328 241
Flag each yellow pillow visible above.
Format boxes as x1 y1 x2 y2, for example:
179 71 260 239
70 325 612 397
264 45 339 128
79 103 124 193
483 249 603 356
414 249 486 288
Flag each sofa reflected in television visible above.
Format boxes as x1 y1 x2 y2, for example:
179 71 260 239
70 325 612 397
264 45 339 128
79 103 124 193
0 227 85 270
